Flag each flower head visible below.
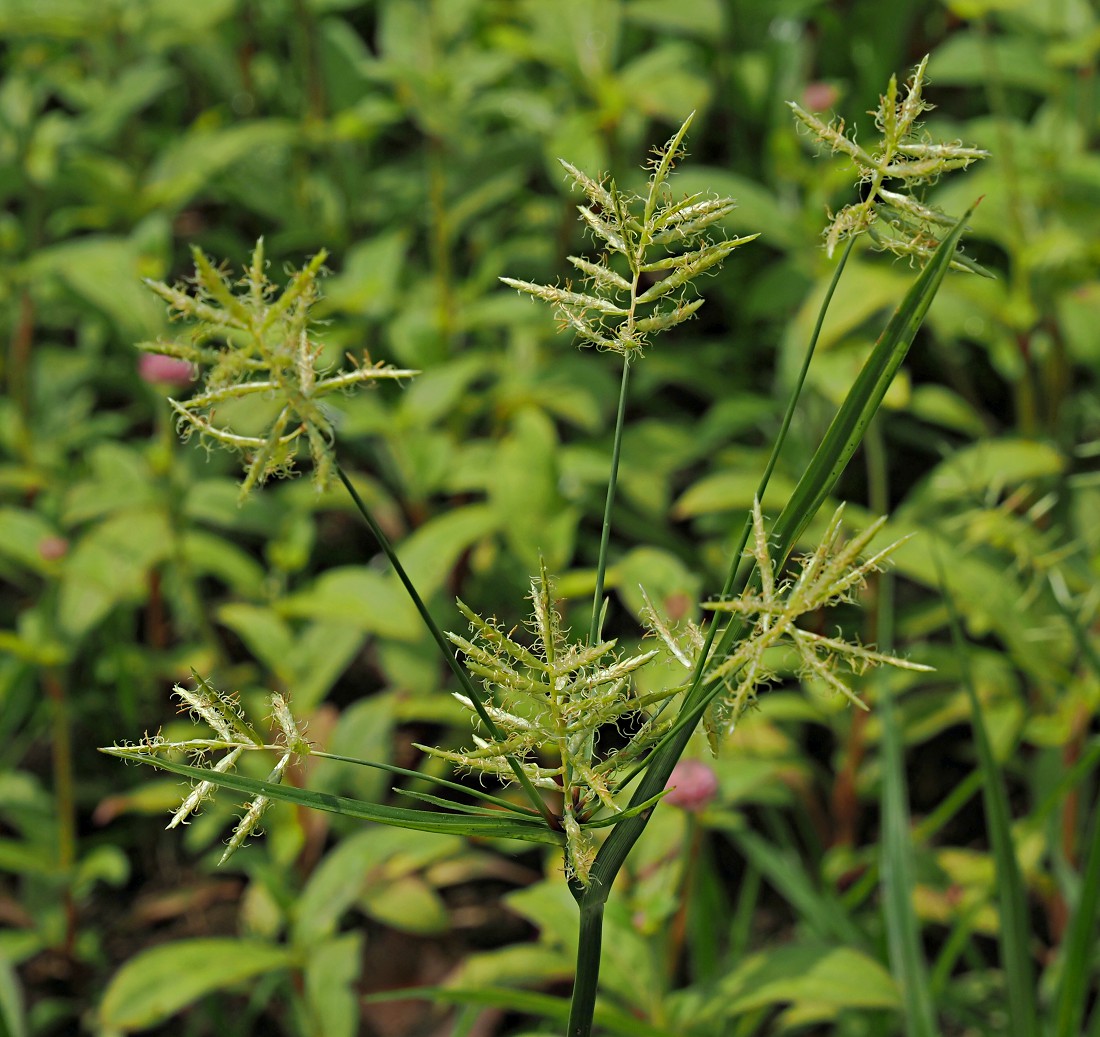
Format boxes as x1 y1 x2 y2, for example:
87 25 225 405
502 113 757 357
664 759 719 812
138 240 417 499
789 55 988 271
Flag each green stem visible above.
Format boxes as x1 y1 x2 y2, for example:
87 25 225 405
334 463 555 827
564 238 864 1036
621 239 856 784
589 359 631 645
566 891 605 1037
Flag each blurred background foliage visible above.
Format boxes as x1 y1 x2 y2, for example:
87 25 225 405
0 0 1098 1034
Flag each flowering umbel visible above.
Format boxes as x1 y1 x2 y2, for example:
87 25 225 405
139 240 416 500
789 55 988 269
105 673 310 864
648 501 933 753
502 112 757 356
422 562 677 882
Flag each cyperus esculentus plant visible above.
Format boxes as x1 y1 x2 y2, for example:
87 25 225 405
106 70 983 1036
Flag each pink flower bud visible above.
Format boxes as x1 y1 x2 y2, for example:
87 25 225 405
663 759 718 812
802 81 840 112
37 535 69 561
139 354 194 387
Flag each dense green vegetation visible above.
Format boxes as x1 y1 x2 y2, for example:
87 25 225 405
1 1 1098 1035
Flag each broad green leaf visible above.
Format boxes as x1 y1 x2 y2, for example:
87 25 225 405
622 0 724 35
938 557 1040 1037
28 236 165 339
917 438 1065 499
0 507 62 576
929 28 1056 93
360 874 450 935
675 945 899 1027
322 230 408 318
363 986 670 1037
616 44 711 120
58 508 173 640
282 622 367 712
293 827 461 945
61 442 159 525
396 504 498 599
182 530 267 598
99 938 295 1031
143 121 296 211
304 934 362 1037
488 407 577 572
216 603 294 677
277 567 421 639
609 546 701 625
673 469 799 519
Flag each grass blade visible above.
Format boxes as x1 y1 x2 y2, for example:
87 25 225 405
101 747 563 846
768 203 978 564
876 584 938 1037
933 544 1040 1037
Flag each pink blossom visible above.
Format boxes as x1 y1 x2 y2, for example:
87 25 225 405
663 759 719 812
802 82 840 112
37 536 69 561
139 354 194 387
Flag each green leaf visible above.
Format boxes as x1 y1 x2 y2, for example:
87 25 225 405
917 438 1065 499
293 827 461 945
768 205 978 563
304 934 362 1037
58 508 173 640
143 120 296 211
0 952 27 1037
360 875 450 935
28 236 166 339
622 0 724 35
98 938 295 1031
395 504 498 599
609 546 701 625
489 407 577 572
276 567 421 639
322 230 408 318
677 945 899 1027
363 986 671 1037
936 553 1040 1037
0 507 62 576
101 748 563 846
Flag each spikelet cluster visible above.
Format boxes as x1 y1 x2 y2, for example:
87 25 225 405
789 56 988 269
502 113 757 356
106 672 309 864
139 240 417 499
648 502 933 753
423 562 677 882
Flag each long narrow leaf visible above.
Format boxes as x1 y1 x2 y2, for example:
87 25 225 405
311 749 543 818
768 204 978 564
102 748 563 846
933 545 1040 1037
1055 795 1100 1037
876 569 938 1037
1048 576 1100 1037
363 985 670 1037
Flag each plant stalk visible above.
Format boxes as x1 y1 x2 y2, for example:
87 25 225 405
589 359 631 645
335 463 556 827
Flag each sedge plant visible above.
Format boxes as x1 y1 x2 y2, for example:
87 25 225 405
105 61 986 1037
